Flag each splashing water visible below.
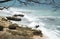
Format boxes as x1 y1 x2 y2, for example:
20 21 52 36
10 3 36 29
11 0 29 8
0 8 60 39
24 14 60 39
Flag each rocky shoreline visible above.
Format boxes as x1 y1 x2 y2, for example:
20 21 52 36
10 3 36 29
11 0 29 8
0 16 43 39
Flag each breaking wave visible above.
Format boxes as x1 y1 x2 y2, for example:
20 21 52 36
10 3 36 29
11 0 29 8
0 8 60 39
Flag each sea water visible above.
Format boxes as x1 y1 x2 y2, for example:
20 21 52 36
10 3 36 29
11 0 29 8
0 8 60 39
0 0 60 39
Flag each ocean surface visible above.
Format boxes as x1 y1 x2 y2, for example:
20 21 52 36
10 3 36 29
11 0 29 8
0 0 60 39
0 8 60 39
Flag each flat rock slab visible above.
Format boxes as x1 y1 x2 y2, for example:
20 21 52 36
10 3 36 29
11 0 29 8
6 17 21 21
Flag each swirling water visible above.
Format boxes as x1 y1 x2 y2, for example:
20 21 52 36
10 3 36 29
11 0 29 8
0 8 60 39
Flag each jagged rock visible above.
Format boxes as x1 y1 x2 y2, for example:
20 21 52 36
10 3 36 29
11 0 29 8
6 17 21 21
9 25 16 30
0 17 12 27
33 30 43 37
0 16 43 39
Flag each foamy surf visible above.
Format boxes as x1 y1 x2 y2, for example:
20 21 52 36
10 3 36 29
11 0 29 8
22 13 60 39
0 8 60 39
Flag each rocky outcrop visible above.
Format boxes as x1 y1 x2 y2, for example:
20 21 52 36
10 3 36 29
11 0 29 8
0 17 12 27
13 14 24 17
6 14 24 21
6 17 21 21
0 16 43 39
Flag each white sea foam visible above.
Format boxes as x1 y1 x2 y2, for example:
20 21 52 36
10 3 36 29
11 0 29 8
23 12 60 39
0 7 60 39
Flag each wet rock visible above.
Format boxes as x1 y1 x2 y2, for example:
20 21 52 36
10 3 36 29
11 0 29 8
33 30 43 37
6 17 21 21
13 14 24 17
9 25 16 30
35 25 39 28
8 24 19 30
